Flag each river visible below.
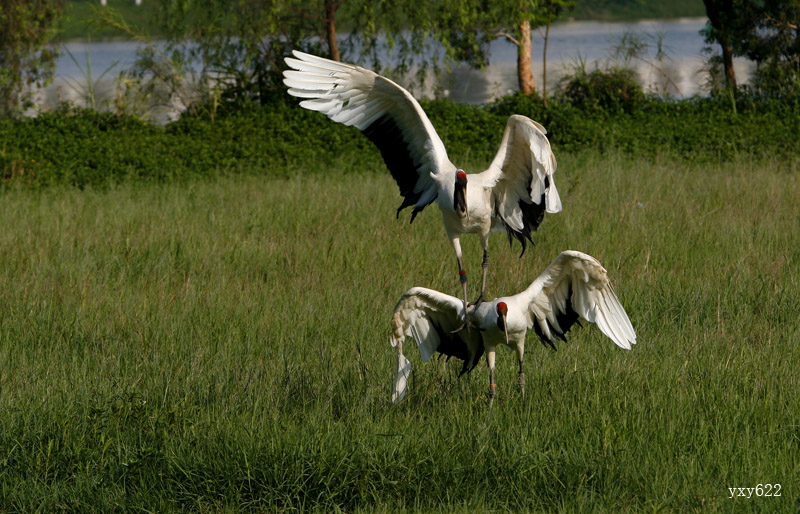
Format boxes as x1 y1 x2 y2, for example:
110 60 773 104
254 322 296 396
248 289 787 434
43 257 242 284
43 17 752 120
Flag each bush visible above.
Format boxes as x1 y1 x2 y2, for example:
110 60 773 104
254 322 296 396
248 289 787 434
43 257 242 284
558 66 646 115
2 93 800 189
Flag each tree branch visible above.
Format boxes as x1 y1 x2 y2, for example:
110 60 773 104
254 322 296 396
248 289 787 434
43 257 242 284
496 32 520 46
763 15 797 30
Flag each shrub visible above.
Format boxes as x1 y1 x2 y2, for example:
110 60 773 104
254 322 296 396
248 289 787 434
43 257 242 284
2 94 800 189
558 66 646 115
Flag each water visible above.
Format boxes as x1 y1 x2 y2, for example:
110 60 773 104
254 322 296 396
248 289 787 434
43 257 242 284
440 17 752 102
43 17 752 119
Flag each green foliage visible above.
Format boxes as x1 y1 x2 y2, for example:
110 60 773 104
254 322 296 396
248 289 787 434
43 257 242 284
414 0 577 97
0 157 799 510
92 0 341 111
0 0 65 117
0 108 158 185
701 0 758 92
570 0 706 20
0 101 380 188
57 0 709 43
558 66 646 115
58 0 157 40
702 0 800 96
740 0 800 97
2 94 800 188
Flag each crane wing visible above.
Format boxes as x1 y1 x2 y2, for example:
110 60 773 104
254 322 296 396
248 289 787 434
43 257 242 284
283 51 455 222
518 251 636 350
390 287 484 402
480 115 562 254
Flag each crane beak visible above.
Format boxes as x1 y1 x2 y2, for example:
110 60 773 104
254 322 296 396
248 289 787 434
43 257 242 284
501 312 508 345
454 183 469 222
463 184 470 223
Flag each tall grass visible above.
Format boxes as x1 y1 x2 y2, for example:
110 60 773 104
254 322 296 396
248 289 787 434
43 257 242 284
0 151 798 511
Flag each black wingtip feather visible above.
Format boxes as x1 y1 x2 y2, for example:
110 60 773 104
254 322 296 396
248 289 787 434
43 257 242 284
362 113 435 222
533 282 581 350
409 206 424 224
498 177 549 256
459 337 484 376
429 321 484 377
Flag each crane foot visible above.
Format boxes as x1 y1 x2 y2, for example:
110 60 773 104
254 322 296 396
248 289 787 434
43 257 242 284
469 293 485 307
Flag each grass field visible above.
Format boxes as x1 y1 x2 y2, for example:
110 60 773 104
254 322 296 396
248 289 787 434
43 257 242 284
1 151 799 512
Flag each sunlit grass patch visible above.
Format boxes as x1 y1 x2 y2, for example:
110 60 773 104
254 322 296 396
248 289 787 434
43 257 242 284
0 151 798 511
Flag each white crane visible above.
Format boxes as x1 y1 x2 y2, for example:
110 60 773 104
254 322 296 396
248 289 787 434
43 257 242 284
390 251 636 407
283 51 562 311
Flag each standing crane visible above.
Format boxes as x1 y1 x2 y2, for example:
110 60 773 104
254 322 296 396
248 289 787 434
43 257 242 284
283 51 562 312
390 251 636 407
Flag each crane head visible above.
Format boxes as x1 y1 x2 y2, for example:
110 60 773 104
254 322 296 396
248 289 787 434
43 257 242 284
453 170 469 221
496 302 509 345
496 302 508 316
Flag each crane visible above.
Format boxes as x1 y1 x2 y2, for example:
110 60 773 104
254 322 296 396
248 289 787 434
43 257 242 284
283 51 562 312
390 251 636 407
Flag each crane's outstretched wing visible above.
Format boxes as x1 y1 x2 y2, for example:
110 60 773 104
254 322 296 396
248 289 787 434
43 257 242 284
518 251 636 350
480 115 562 254
283 51 456 221
390 287 483 402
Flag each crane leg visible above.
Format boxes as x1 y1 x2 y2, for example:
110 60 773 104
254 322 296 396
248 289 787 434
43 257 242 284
458 256 469 315
448 255 472 334
488 368 497 412
449 237 482 334
487 347 497 412
449 238 469 316
477 248 489 305
516 344 526 404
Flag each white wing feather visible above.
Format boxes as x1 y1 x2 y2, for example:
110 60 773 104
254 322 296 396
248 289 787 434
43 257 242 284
390 287 466 360
390 287 483 403
392 352 412 403
519 251 636 349
480 115 562 233
283 51 455 214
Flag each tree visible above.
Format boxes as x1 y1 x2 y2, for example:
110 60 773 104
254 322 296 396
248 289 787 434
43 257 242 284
702 0 800 97
536 0 576 106
739 0 800 96
352 2 467 70
0 0 64 117
282 0 348 61
702 0 751 92
115 0 353 108
437 0 573 98
323 0 344 61
492 1 540 95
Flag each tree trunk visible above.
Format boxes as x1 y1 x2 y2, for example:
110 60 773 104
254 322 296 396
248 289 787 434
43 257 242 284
721 40 737 91
325 0 341 62
702 0 737 92
543 16 551 108
517 19 535 95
